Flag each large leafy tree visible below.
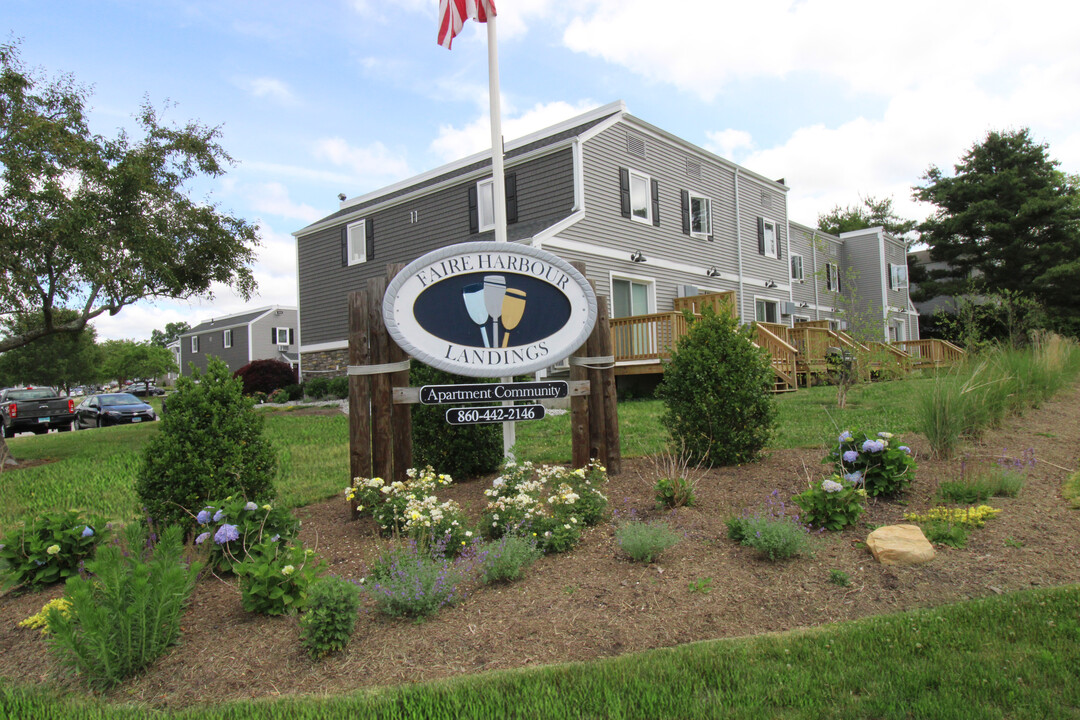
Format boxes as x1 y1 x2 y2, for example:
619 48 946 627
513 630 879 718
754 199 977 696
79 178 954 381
99 339 178 386
0 43 259 354
150 321 191 348
913 129 1080 336
817 195 916 240
0 309 103 392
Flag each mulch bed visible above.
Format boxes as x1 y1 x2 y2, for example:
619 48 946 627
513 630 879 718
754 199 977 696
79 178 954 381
2 382 1079 710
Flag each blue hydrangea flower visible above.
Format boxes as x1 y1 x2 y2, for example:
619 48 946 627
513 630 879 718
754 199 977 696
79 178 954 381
195 532 211 545
822 479 843 493
845 470 864 485
196 508 213 525
862 439 885 453
842 450 859 464
81 525 94 538
214 524 240 544
244 501 258 512
899 446 911 454
839 431 853 443
212 509 225 523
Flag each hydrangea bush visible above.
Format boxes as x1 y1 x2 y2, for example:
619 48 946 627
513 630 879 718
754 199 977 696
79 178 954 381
825 430 916 497
0 510 108 588
236 541 324 615
479 460 608 554
192 497 299 573
791 474 867 531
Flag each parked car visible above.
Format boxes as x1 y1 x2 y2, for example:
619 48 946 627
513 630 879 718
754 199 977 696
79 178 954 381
126 381 166 397
74 393 158 429
0 386 76 437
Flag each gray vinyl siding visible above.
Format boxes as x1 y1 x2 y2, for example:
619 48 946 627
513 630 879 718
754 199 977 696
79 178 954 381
840 229 887 340
297 148 576 347
789 222 843 325
181 327 249 375
252 311 298 360
882 237 918 341
736 174 788 321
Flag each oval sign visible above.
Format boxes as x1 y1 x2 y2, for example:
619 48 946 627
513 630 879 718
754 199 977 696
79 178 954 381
384 242 597 377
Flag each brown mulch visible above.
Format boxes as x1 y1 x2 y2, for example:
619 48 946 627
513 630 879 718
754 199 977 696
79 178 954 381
2 383 1079 710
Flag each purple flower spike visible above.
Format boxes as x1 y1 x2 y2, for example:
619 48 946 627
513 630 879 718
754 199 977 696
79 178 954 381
214 523 240 544
842 450 859 464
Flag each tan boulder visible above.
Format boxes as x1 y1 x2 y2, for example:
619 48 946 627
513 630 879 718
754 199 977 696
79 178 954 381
866 524 936 566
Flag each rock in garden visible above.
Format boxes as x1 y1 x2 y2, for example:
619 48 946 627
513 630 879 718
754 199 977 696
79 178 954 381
866 524 935 566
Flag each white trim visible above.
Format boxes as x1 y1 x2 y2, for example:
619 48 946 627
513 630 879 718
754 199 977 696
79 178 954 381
295 226 303 378
346 219 367 266
532 210 585 249
476 178 495 232
878 230 889 341
687 191 712 239
247 322 254 362
762 217 779 258
627 169 652 224
734 169 745 320
790 253 804 282
571 139 585 212
190 336 199 353
223 328 232 349
608 272 656 316
300 340 349 353
542 236 746 285
753 296 781 324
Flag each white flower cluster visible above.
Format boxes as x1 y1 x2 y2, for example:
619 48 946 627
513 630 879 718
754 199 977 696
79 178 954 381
403 494 462 532
821 479 844 494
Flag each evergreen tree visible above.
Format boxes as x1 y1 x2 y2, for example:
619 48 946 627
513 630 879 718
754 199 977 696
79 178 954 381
817 195 916 239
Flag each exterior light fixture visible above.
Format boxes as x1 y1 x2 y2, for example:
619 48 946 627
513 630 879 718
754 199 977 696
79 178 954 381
706 266 721 277
764 280 777 288
630 251 646 263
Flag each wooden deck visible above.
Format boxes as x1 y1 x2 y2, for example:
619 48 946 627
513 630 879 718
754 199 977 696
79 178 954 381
609 292 963 391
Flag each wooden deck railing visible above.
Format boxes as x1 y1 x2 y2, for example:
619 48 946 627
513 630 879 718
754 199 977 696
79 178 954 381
673 291 737 317
754 324 797 390
892 339 965 367
609 311 689 362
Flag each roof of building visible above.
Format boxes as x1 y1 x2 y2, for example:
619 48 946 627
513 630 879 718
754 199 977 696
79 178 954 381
182 306 297 336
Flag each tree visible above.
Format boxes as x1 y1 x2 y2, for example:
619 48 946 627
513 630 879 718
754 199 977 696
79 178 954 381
818 195 917 240
150 322 191 348
0 43 259 355
913 129 1080 336
0 309 102 392
99 339 177 386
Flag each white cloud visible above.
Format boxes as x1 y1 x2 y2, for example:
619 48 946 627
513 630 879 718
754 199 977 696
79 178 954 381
430 99 601 162
244 182 322 224
241 77 297 105
704 129 754 161
312 138 412 184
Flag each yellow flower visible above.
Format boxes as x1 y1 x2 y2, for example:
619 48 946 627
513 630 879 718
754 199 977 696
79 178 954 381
262 504 272 511
282 565 295 576
46 544 60 556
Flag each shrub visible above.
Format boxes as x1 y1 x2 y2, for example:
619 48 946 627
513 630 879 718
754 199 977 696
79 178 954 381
0 510 108 588
304 377 331 400
300 576 362 659
268 388 289 404
192 497 299 574
45 524 200 689
480 534 542 584
237 541 324 615
363 541 479 619
326 377 349 399
233 359 298 396
921 520 969 548
346 466 456 539
826 430 916 497
410 361 502 480
656 305 777 466
402 494 473 556
615 520 681 563
726 492 809 561
283 383 304 401
791 475 866 531
138 357 277 530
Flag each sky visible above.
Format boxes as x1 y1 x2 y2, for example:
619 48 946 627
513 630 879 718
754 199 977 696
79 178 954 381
6 0 1080 342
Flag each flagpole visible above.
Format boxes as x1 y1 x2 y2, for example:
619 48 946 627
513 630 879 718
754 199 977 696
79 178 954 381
485 14 515 458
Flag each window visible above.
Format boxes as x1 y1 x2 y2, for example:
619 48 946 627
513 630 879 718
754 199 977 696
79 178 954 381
755 299 780 324
889 263 908 290
629 171 651 223
790 254 804 282
223 329 232 348
829 319 841 332
346 219 367 266
825 262 842 292
611 278 651 318
758 218 778 258
274 327 293 346
682 191 711 238
793 315 811 325
476 178 495 232
191 336 199 353
619 168 658 226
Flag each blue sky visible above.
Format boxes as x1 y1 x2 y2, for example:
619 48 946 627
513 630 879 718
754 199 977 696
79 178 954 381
7 0 1079 342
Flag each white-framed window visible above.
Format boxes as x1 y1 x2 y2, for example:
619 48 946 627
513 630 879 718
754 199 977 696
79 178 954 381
825 262 842 292
629 170 651 224
274 327 291 345
346 219 367 266
755 298 780 324
793 315 811 325
223 329 232 349
689 192 711 238
611 275 655 357
889 263 909 290
790 254 804 282
476 178 495 232
190 336 199 353
828 319 841 332
760 218 778 258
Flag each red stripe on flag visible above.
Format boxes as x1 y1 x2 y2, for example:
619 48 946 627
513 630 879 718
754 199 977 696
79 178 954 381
438 0 496 49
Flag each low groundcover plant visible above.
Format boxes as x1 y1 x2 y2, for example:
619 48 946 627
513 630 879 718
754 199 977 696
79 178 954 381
615 519 681 563
726 491 810 561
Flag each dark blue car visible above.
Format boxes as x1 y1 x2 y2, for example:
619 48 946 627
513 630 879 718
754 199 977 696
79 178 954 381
74 393 158 429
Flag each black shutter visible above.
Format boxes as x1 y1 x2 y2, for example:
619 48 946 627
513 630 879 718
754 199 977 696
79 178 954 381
757 217 765 255
618 168 630 218
271 328 276 344
468 185 479 233
505 172 518 224
888 264 894 289
680 190 690 235
651 179 660 227
289 328 295 345
341 226 348 267
365 217 374 261
776 224 782 260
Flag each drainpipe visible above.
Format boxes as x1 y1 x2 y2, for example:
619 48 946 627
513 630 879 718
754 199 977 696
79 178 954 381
811 234 820 320
734 168 745 322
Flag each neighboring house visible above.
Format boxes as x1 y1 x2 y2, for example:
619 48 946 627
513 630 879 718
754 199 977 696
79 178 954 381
165 339 181 385
293 101 917 377
177 306 299 376
907 248 982 317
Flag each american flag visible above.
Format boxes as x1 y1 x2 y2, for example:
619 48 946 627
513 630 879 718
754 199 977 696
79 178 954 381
437 0 496 49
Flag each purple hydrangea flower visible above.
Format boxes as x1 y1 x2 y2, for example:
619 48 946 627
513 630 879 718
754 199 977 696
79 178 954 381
195 532 211 545
214 524 240 544
862 439 885 453
81 525 94 538
842 450 859 464
899 446 911 454
845 470 864 485
196 508 213 525
212 509 225 523
244 501 258 512
839 431 853 443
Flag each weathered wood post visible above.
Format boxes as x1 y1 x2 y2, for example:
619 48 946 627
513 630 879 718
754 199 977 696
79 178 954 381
367 275 394 481
569 262 591 469
595 295 621 475
386 264 412 482
348 291 371 520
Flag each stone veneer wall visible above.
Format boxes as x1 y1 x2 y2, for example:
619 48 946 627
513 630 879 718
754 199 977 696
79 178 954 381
301 349 350 378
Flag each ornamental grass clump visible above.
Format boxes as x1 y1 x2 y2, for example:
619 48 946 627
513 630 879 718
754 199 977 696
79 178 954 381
615 520 681 563
300 575 361 659
792 474 867 531
44 524 200 689
938 449 1031 503
825 429 916 497
648 446 703 509
480 534 542 584
726 491 810 561
0 510 108 589
364 540 480 619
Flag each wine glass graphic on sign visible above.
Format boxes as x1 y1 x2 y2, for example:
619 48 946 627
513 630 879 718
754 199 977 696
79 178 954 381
501 288 527 347
484 275 506 346
462 282 490 347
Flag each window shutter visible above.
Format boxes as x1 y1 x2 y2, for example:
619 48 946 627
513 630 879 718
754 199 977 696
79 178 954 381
776 224 782 260
618 168 630 218
289 328 295 345
757 217 765 255
365 217 374 261
340 226 348 267
468 185 479 233
505 172 518 224
680 190 690 235
272 328 277 344
651 179 660 227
